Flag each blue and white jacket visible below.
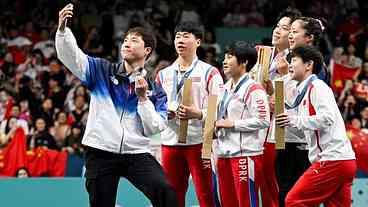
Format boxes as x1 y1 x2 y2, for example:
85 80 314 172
55 28 168 154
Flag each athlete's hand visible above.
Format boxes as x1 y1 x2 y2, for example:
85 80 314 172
276 56 289 76
177 104 202 120
167 111 176 120
215 119 234 128
58 4 74 32
275 112 290 127
135 76 148 101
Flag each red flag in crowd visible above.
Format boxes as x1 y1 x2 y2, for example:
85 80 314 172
45 148 67 176
331 62 359 94
26 147 67 177
26 148 49 176
0 128 27 176
352 82 368 101
0 127 67 177
347 128 368 174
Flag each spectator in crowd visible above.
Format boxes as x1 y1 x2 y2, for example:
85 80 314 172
64 84 89 113
21 21 41 44
37 98 55 128
7 26 33 65
352 79 368 111
70 95 88 125
201 29 221 56
33 28 56 59
16 75 41 114
0 104 29 135
16 167 30 178
63 122 84 155
16 49 47 80
357 62 368 81
28 117 57 150
83 26 104 57
0 88 13 121
1 52 16 81
0 116 18 147
329 46 345 71
40 58 66 92
349 117 362 130
50 111 70 148
343 42 362 68
341 95 359 121
47 74 67 110
18 99 31 123
360 107 368 129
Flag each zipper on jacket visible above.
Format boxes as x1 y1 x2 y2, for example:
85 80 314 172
119 84 130 153
118 109 125 153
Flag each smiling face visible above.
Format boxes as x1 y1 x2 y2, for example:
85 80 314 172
121 33 151 62
174 32 200 58
289 56 312 82
288 20 313 50
272 17 291 49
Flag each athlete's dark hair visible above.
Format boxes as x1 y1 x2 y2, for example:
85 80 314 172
291 45 324 74
225 41 257 72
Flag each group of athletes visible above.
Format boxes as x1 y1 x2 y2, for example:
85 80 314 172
57 3 356 207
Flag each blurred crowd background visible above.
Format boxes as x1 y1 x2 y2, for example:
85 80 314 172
0 0 367 177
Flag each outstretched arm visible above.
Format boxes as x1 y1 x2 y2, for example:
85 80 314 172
55 3 88 82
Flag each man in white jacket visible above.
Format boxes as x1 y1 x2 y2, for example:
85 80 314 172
215 41 270 207
276 45 356 206
56 4 177 207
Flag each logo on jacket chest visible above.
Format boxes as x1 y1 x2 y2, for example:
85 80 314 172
110 75 119 85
